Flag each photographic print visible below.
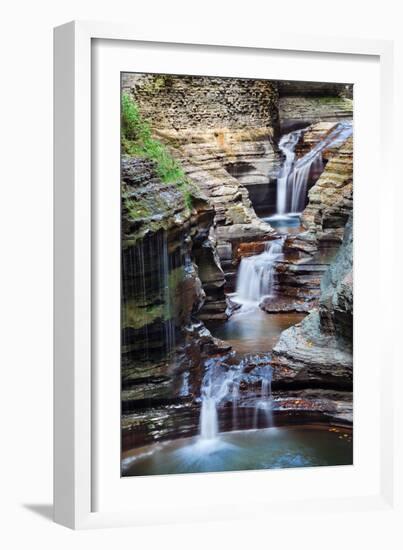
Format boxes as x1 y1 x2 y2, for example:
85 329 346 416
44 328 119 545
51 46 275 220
121 74 353 477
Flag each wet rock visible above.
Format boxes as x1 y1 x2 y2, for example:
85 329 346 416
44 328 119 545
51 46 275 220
122 402 200 449
302 136 353 245
272 218 353 389
260 296 317 314
121 156 233 443
295 121 341 158
121 156 189 242
192 237 227 321
275 259 329 300
271 129 353 306
271 389 353 424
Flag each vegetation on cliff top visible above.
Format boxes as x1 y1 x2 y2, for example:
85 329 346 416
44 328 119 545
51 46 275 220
121 93 192 208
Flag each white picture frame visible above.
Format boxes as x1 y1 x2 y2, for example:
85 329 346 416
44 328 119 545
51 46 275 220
54 20 397 530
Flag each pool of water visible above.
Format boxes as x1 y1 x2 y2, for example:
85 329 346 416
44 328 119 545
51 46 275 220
262 213 302 234
208 301 305 354
122 425 353 476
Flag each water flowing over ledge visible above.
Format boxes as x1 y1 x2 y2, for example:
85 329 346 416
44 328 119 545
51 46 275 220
236 240 284 304
120 76 354 474
276 120 353 215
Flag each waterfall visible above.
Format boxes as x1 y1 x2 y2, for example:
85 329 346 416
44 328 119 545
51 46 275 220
121 229 182 367
253 366 274 429
179 371 190 397
235 240 283 304
232 381 240 430
199 360 235 440
276 120 353 215
161 231 176 359
199 357 276 442
200 395 219 440
199 358 247 442
276 129 305 215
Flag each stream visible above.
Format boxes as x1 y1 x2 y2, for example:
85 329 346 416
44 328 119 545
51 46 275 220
122 121 353 476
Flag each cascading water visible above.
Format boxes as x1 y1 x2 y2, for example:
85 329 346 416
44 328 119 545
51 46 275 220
276 129 305 215
161 231 176 359
253 366 274 429
198 356 275 447
199 359 237 441
276 120 353 215
232 381 240 430
236 240 284 304
121 229 179 363
179 371 190 397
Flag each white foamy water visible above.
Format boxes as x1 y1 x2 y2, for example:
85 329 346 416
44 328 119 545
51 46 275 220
235 240 283 304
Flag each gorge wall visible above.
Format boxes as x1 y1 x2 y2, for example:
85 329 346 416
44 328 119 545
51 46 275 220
262 121 353 311
277 80 353 133
121 156 231 448
271 217 353 422
121 75 354 450
122 74 281 204
122 75 280 295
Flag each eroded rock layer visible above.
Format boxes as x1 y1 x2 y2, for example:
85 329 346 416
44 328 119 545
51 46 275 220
120 75 354 451
266 122 353 308
301 136 353 245
121 157 231 446
277 81 353 133
122 74 281 305
272 218 353 390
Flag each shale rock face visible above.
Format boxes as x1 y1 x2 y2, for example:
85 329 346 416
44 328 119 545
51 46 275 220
270 122 353 306
122 74 280 301
301 136 353 245
122 75 281 221
122 74 280 130
121 156 230 447
277 81 353 133
272 218 353 389
295 121 343 158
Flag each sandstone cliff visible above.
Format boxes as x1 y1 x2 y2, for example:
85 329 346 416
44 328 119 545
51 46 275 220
122 74 280 279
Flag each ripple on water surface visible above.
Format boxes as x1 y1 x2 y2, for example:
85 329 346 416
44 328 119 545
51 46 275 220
122 425 353 476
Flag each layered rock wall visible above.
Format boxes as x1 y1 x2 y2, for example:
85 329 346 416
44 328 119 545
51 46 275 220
121 156 230 447
123 75 280 227
272 218 353 390
123 74 281 313
301 136 353 245
122 74 280 130
270 123 353 307
277 81 353 133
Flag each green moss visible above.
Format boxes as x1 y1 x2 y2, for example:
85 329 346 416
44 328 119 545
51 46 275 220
168 266 185 295
122 302 165 330
122 267 184 330
139 75 172 93
125 198 152 220
121 93 192 209
315 97 353 110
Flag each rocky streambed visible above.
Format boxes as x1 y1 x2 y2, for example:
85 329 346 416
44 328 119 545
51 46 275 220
121 74 353 473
